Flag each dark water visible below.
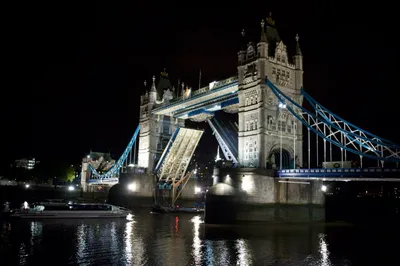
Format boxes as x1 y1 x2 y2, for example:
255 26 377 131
1 209 399 266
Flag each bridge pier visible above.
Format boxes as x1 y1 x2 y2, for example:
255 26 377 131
205 168 325 224
108 172 200 208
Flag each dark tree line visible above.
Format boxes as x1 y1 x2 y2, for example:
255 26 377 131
4 160 76 184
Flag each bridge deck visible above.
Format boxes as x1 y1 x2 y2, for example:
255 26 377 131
156 127 203 183
151 77 238 118
277 168 400 182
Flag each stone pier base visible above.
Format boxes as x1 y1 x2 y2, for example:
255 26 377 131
107 172 199 208
205 168 325 224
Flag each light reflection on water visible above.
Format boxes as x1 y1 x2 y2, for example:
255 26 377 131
191 215 202 265
0 210 399 265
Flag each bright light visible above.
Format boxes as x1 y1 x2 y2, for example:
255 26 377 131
194 186 201 194
128 164 135 167
278 102 287 109
209 81 217 90
23 201 29 209
128 183 136 191
68 185 75 191
87 155 90 158
321 185 327 192
25 184 30 188
207 104 221 112
126 213 134 221
241 175 254 193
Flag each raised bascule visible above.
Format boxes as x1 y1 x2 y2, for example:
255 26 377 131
80 14 400 223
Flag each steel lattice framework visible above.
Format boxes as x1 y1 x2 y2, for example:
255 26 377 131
88 125 140 180
156 128 203 184
207 119 238 167
266 80 400 165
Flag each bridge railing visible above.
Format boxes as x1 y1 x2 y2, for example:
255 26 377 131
169 76 238 104
277 168 400 178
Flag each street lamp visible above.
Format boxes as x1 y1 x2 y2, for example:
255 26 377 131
68 185 75 191
127 183 136 191
321 185 327 192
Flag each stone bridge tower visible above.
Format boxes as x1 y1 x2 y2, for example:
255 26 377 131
237 14 304 169
138 71 185 173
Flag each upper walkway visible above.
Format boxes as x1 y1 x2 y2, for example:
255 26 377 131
151 77 238 120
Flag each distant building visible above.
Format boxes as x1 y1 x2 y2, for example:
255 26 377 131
15 158 39 170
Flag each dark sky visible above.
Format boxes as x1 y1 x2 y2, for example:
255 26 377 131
2 2 399 167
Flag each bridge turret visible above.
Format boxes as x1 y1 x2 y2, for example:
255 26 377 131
257 19 268 58
293 34 304 89
237 29 247 64
149 75 157 103
237 13 304 169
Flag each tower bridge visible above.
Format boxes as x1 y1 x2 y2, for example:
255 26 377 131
79 14 400 222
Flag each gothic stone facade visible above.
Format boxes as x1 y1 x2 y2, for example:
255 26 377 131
237 17 304 169
138 74 185 172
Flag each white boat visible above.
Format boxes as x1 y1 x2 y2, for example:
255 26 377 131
10 201 132 219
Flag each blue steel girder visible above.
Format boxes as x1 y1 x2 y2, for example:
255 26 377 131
266 80 400 163
302 89 400 149
88 125 140 180
207 119 238 166
152 76 238 117
87 178 119 184
277 168 400 181
174 93 238 119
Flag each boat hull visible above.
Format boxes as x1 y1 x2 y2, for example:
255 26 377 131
10 211 130 219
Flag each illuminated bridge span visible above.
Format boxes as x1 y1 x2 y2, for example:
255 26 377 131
80 14 399 188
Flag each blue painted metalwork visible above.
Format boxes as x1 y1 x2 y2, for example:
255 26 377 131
207 118 238 166
221 97 239 108
277 168 400 178
266 80 400 163
87 178 119 184
174 92 237 118
187 108 214 118
88 125 140 180
154 127 180 173
152 79 238 114
301 89 400 148
212 118 238 156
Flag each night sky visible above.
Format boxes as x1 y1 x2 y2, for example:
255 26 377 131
2 2 399 168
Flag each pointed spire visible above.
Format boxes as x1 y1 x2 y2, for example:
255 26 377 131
181 81 185 96
295 33 302 55
260 19 267 42
144 80 147 87
151 75 156 92
240 29 246 50
266 12 275 27
215 145 221 162
161 68 168 77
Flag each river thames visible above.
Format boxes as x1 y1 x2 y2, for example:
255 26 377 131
1 209 399 266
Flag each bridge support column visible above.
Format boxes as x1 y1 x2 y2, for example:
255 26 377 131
205 168 325 224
